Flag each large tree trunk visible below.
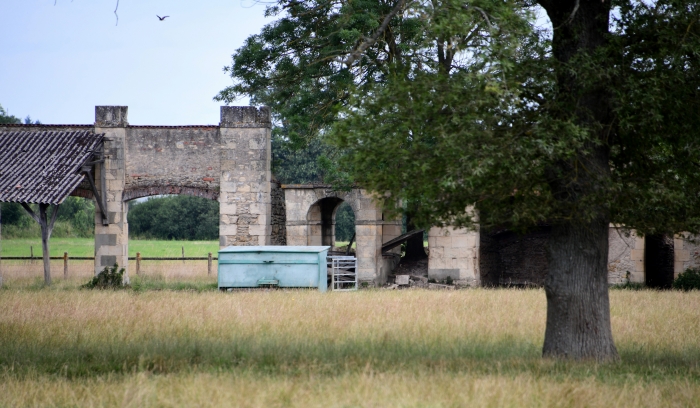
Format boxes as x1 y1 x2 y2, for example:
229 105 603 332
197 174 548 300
539 0 619 361
544 219 617 360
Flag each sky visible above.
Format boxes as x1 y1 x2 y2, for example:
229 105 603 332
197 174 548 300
0 0 272 125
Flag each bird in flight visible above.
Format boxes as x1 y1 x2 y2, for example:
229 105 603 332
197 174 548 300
157 15 169 21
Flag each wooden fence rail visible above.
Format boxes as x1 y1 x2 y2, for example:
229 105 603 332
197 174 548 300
2 252 218 276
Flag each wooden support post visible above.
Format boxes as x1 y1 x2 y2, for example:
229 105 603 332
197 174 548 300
182 246 185 264
136 252 141 276
208 252 212 276
64 252 68 280
30 246 34 263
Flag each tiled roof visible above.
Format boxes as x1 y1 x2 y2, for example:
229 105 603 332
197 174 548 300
0 130 103 205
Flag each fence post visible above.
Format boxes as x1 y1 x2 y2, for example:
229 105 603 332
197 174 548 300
208 252 212 276
64 252 68 280
30 246 34 263
136 252 141 276
182 246 185 264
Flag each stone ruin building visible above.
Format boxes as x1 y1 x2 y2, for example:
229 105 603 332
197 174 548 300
1 105 698 287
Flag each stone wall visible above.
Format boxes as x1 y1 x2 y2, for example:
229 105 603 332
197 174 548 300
478 227 551 287
427 226 480 286
124 126 220 201
673 234 700 277
608 227 644 284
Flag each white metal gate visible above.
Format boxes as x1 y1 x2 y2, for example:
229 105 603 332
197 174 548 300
327 256 357 291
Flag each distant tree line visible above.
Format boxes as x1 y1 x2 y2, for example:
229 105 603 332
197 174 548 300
128 196 219 240
0 103 41 125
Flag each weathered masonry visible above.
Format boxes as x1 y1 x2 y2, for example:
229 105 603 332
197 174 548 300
282 185 402 284
2 104 699 287
1 106 281 279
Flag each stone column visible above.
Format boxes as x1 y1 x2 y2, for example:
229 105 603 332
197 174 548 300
673 233 700 278
219 106 272 247
607 226 645 284
354 190 384 285
94 106 129 280
428 226 480 286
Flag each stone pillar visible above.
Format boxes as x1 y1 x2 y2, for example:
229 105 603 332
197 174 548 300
673 233 700 278
354 191 384 285
94 106 129 280
219 106 272 247
428 226 480 286
607 226 645 284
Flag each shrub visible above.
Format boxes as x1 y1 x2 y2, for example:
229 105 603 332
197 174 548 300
673 268 700 291
82 264 128 289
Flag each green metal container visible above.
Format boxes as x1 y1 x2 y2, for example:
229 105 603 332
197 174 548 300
218 246 330 291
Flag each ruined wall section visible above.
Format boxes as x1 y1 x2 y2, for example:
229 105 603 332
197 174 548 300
271 181 287 245
608 227 644 284
674 234 700 277
123 126 220 201
428 226 480 286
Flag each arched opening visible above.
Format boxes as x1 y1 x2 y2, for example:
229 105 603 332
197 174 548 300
644 234 674 289
127 195 219 241
306 197 355 251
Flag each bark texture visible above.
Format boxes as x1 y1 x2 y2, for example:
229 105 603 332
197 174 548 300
544 220 617 360
539 0 619 361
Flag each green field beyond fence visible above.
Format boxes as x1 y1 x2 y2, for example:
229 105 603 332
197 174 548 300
0 238 219 258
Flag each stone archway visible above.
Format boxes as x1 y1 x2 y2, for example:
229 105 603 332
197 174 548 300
92 105 275 279
283 185 401 285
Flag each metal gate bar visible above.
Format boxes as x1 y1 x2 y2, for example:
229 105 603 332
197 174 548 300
327 256 357 291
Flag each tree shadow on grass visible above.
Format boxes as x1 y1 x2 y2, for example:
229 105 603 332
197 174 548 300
1 334 698 384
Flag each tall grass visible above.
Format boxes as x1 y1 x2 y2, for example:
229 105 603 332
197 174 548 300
0 287 699 406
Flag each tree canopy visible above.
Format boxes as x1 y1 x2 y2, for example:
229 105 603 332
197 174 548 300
221 0 700 360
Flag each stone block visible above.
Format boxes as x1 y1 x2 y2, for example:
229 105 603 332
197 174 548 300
435 236 452 248
430 257 446 269
95 234 117 246
220 224 238 235
444 247 465 259
220 203 237 214
630 249 644 261
220 181 238 192
248 224 270 236
677 249 691 262
220 106 271 128
356 225 377 236
98 245 124 256
309 225 322 236
357 252 378 269
100 255 118 266
95 106 128 127
356 268 376 281
396 275 410 285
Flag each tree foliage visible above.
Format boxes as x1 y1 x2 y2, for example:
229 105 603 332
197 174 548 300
222 0 700 360
128 196 219 240
0 104 21 124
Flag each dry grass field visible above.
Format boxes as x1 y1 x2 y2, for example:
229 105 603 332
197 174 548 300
1 263 699 407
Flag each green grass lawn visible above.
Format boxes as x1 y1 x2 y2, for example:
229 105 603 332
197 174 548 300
0 237 218 258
